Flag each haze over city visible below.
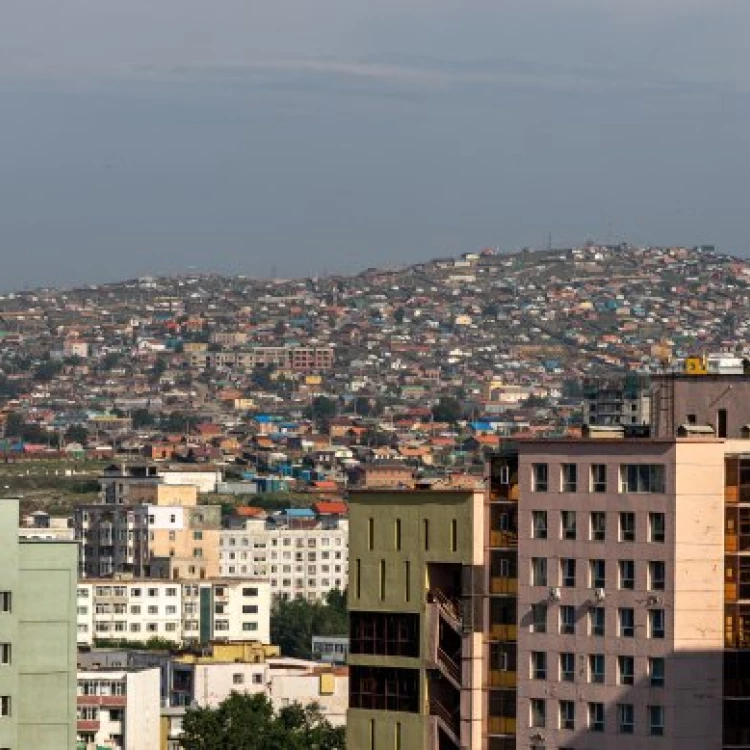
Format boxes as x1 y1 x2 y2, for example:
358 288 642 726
2 0 750 288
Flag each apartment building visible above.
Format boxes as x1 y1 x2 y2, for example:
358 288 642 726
188 345 334 372
220 508 348 601
0 497 78 750
76 579 271 647
76 666 160 750
347 488 486 750
76 464 221 580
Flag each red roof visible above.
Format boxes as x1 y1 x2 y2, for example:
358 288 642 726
314 501 348 516
235 506 265 518
310 480 338 491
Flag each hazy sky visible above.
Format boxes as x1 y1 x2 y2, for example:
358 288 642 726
2 0 750 288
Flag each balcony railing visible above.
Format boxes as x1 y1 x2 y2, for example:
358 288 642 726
490 531 518 549
490 578 518 595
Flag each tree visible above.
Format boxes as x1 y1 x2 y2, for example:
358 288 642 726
64 425 89 445
131 408 155 429
271 589 347 660
180 692 344 750
431 396 463 423
33 359 63 382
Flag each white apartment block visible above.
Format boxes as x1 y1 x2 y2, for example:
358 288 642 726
77 667 161 750
219 517 348 601
76 579 271 647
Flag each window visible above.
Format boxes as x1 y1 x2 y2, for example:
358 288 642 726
559 605 575 635
648 705 664 736
618 703 634 734
0 696 10 716
590 559 606 588
718 408 728 438
619 560 635 590
0 593 11 613
148 605 158 615
530 698 546 728
589 703 604 732
131 588 141 598
148 588 158 598
619 608 635 637
559 700 575 731
590 511 606 541
589 654 605 684
619 512 636 542
591 464 607 493
531 558 548 587
243 622 258 632
0 645 10 665
193 531 203 541
649 609 665 639
243 587 259 597
532 511 547 539
561 511 577 540
620 464 665 493
589 607 605 637
561 464 578 492
532 463 548 492
451 518 458 553
233 673 244 685
649 657 665 687
253 673 263 685
242 605 258 614
560 558 576 588
531 651 547 680
165 623 177 632
649 561 666 590
531 603 547 633
166 588 177 597
423 519 429 551
368 518 374 551
618 655 634 685
559 652 575 682
379 559 386 600
395 519 402 551
649 512 666 543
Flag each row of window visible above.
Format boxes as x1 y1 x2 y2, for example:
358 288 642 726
529 604 666 638
87 620 259 634
532 463 665 494
367 518 458 553
531 558 666 590
531 510 665 543
529 652 665 686
222 536 343 547
81 586 260 599
530 699 665 736
221 551 344 561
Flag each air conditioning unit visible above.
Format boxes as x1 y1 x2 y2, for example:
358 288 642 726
594 588 606 602
548 587 561 602
646 595 661 607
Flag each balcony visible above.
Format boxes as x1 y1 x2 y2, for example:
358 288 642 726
490 531 518 549
490 578 518 595
429 698 460 747
489 624 517 641
488 670 516 688
487 716 516 735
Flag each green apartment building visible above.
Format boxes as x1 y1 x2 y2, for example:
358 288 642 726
0 497 78 749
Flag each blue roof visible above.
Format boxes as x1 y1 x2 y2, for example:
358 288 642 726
284 508 315 518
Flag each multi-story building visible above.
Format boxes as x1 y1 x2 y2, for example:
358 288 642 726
187 345 334 372
347 488 486 750
76 579 271 647
220 507 348 601
582 373 651 427
76 666 160 750
0 497 78 750
76 463 221 579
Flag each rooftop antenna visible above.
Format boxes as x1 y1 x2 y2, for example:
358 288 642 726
547 232 552 252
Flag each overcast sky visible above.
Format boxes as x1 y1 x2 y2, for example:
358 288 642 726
1 0 750 288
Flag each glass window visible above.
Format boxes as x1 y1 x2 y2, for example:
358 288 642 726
589 654 605 684
649 657 665 687
620 464 665 494
619 512 636 542
648 705 664 736
649 609 665 639
560 559 576 588
649 512 666 543
559 700 575 731
618 704 635 734
619 560 635 590
649 561 666 591
590 559 606 588
559 605 575 635
531 558 548 587
561 511 577 540
560 653 575 682
561 464 578 493
532 464 548 492
530 698 546 728
531 651 547 680
590 511 606 541
591 464 607 493
589 702 604 732
531 604 547 633
618 655 634 685
589 607 605 637
619 608 635 637
532 511 547 540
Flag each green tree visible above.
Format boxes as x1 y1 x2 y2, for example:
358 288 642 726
180 692 344 750
431 396 463 423
131 408 155 429
64 425 89 445
33 359 63 382
271 589 347 659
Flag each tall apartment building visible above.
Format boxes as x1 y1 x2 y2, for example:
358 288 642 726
76 665 161 750
220 508 348 601
347 488 486 750
0 497 78 750
76 463 221 580
582 374 652 427
188 345 334 372
76 579 271 647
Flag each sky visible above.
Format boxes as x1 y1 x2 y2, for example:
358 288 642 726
1 0 750 288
